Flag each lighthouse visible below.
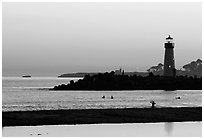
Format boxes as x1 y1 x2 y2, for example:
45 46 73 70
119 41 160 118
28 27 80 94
163 35 176 77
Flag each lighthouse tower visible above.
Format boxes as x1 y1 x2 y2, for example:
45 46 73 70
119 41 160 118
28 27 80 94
163 35 176 77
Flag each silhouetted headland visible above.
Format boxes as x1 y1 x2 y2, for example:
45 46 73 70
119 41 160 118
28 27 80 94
58 71 148 78
51 71 201 90
58 72 96 78
2 107 201 127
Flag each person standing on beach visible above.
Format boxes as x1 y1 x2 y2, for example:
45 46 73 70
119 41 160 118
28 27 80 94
150 101 156 109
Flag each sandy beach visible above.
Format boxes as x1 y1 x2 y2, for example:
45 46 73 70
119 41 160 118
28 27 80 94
2 107 202 127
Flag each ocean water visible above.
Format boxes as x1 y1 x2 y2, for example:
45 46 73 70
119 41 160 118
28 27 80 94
2 77 202 112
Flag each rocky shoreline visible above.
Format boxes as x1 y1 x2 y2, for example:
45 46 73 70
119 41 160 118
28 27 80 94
51 72 202 90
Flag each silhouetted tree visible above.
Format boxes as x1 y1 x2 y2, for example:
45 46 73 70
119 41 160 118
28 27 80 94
148 72 154 77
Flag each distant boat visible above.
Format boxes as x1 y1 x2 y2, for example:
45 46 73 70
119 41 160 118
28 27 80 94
22 75 31 78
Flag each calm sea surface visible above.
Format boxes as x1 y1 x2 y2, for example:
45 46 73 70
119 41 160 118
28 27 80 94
2 77 202 112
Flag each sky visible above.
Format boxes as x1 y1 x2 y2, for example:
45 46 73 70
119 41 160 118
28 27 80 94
2 2 202 76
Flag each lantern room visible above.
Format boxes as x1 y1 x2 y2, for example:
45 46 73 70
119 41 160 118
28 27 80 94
166 35 173 43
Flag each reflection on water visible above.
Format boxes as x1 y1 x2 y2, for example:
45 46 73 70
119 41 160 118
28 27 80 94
2 122 201 137
164 122 174 136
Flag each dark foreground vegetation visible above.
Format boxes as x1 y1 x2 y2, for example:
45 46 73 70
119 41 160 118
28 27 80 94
51 71 202 90
2 107 201 127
